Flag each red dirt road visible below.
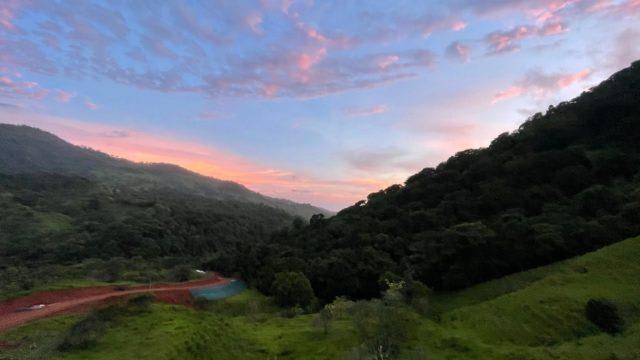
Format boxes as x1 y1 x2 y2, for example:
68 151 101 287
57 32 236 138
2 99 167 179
0 275 231 333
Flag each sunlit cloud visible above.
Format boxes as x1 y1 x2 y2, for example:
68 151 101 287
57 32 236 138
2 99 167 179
85 100 99 110
492 68 592 103
485 22 568 54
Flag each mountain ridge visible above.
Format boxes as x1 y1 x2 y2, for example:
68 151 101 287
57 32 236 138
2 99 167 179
0 123 331 219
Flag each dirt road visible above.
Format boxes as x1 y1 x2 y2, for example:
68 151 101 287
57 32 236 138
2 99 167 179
0 275 230 333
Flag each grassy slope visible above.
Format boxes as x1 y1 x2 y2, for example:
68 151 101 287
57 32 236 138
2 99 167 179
2 237 639 359
410 235 640 359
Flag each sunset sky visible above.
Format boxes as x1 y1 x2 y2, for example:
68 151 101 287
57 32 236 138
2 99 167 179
1 0 639 210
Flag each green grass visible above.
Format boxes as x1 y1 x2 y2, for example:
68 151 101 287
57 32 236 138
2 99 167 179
3 236 640 360
402 236 640 359
36 212 72 233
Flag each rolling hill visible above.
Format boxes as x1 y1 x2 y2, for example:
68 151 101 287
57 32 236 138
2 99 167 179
0 124 331 220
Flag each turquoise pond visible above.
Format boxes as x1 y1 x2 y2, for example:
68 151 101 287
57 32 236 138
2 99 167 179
190 279 247 300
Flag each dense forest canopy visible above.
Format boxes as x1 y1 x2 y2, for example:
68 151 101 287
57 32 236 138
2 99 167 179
0 173 293 267
216 60 640 301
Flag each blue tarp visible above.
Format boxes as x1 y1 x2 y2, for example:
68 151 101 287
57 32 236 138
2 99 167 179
190 279 247 300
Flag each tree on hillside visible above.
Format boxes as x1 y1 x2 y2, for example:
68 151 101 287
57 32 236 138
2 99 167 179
271 271 315 308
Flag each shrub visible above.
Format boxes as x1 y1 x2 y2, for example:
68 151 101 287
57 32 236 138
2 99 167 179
58 315 107 351
351 300 418 358
280 305 303 318
313 306 333 335
172 265 192 282
271 272 314 308
128 294 155 309
193 297 211 311
326 296 354 320
586 298 624 334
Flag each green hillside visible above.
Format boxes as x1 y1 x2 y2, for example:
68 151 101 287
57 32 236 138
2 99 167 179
0 124 331 219
230 60 640 301
3 236 638 359
0 173 294 297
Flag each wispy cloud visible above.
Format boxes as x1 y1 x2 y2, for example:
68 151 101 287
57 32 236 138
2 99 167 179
0 1 449 100
85 100 99 110
55 89 75 103
446 41 471 62
492 68 592 103
485 22 567 54
342 104 387 117
0 74 49 100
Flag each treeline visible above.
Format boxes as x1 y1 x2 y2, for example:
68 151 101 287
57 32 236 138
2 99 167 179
0 173 292 267
212 61 640 301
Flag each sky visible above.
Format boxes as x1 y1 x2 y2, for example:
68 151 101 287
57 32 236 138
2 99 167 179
0 0 639 211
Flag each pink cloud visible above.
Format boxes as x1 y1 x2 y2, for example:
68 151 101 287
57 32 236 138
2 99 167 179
245 12 263 35
492 68 592 103
539 21 568 35
342 104 387 117
0 0 22 31
459 0 575 20
305 27 328 43
85 100 99 110
376 55 400 69
295 47 326 71
557 68 592 87
486 25 537 53
56 89 75 103
486 22 568 54
262 84 279 97
451 21 467 31
528 1 576 23
446 41 471 62
0 74 49 100
492 86 526 103
281 0 294 15
0 2 445 99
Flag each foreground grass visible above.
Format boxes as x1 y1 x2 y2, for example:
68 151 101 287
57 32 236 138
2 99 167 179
2 237 640 359
413 235 640 359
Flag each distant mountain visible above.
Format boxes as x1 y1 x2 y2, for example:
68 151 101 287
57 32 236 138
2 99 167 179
0 124 331 219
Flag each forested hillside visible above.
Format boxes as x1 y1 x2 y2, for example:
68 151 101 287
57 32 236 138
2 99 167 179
0 173 293 293
222 60 640 301
0 124 330 219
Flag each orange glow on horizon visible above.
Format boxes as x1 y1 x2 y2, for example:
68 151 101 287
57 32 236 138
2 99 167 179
5 113 391 210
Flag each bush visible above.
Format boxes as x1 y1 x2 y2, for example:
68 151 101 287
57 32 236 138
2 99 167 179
351 300 418 358
193 297 211 311
172 265 192 282
271 272 315 308
280 305 303 318
58 315 107 351
128 294 155 309
586 298 624 334
313 306 333 335
326 296 354 320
